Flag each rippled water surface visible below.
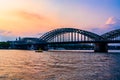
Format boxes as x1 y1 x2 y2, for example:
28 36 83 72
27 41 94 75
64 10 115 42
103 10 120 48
0 50 120 80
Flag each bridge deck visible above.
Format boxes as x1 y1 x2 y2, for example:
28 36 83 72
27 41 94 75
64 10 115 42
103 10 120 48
48 40 120 44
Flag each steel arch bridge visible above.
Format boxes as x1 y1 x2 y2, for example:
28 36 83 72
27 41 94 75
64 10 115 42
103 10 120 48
40 28 104 42
101 29 120 40
12 28 120 52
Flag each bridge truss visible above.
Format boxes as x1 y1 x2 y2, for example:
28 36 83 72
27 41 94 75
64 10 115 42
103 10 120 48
40 28 104 42
101 29 120 41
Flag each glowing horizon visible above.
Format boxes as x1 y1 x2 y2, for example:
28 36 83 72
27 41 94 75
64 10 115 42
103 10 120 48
0 0 120 41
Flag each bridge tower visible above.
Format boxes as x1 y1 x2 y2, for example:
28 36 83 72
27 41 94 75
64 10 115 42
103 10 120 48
94 43 108 52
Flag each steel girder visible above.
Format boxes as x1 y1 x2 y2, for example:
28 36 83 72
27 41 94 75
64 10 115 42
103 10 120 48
40 28 104 42
101 29 120 40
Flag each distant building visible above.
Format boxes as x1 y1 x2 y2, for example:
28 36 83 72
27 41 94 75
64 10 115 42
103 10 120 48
8 37 47 50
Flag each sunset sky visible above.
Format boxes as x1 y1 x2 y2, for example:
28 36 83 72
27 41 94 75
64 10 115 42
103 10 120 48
0 0 120 41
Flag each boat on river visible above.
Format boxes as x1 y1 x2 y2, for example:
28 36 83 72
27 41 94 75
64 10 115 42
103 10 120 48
35 50 43 52
35 48 43 52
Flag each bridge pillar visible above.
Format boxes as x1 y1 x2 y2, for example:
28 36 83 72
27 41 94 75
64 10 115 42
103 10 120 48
94 43 108 52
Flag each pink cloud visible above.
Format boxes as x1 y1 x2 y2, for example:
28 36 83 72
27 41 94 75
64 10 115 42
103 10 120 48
0 30 12 36
90 17 120 35
105 17 120 25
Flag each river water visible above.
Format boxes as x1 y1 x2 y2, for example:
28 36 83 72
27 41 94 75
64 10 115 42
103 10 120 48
0 50 120 80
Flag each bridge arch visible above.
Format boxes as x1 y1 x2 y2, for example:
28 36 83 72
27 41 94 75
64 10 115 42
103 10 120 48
40 28 103 42
101 29 120 40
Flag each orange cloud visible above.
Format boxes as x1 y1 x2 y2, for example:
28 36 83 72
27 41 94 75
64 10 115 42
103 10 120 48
0 10 60 36
10 10 51 23
1 9 89 37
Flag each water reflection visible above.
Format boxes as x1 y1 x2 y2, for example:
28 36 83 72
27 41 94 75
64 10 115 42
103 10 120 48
0 50 120 80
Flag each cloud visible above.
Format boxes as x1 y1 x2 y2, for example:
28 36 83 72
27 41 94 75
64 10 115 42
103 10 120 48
90 17 120 35
0 30 12 36
105 17 120 25
105 17 120 31
0 30 5 33
0 30 16 41
0 10 58 35
11 10 48 22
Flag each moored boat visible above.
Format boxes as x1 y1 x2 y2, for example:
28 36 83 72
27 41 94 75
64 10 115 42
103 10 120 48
35 50 43 52
35 48 43 52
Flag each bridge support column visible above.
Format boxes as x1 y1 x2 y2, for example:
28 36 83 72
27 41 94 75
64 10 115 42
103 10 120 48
94 43 108 52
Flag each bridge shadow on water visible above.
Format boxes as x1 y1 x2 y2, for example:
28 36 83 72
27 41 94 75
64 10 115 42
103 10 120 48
48 50 120 54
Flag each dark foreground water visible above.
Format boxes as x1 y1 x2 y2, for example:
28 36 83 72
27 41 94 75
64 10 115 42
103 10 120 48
0 50 120 80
